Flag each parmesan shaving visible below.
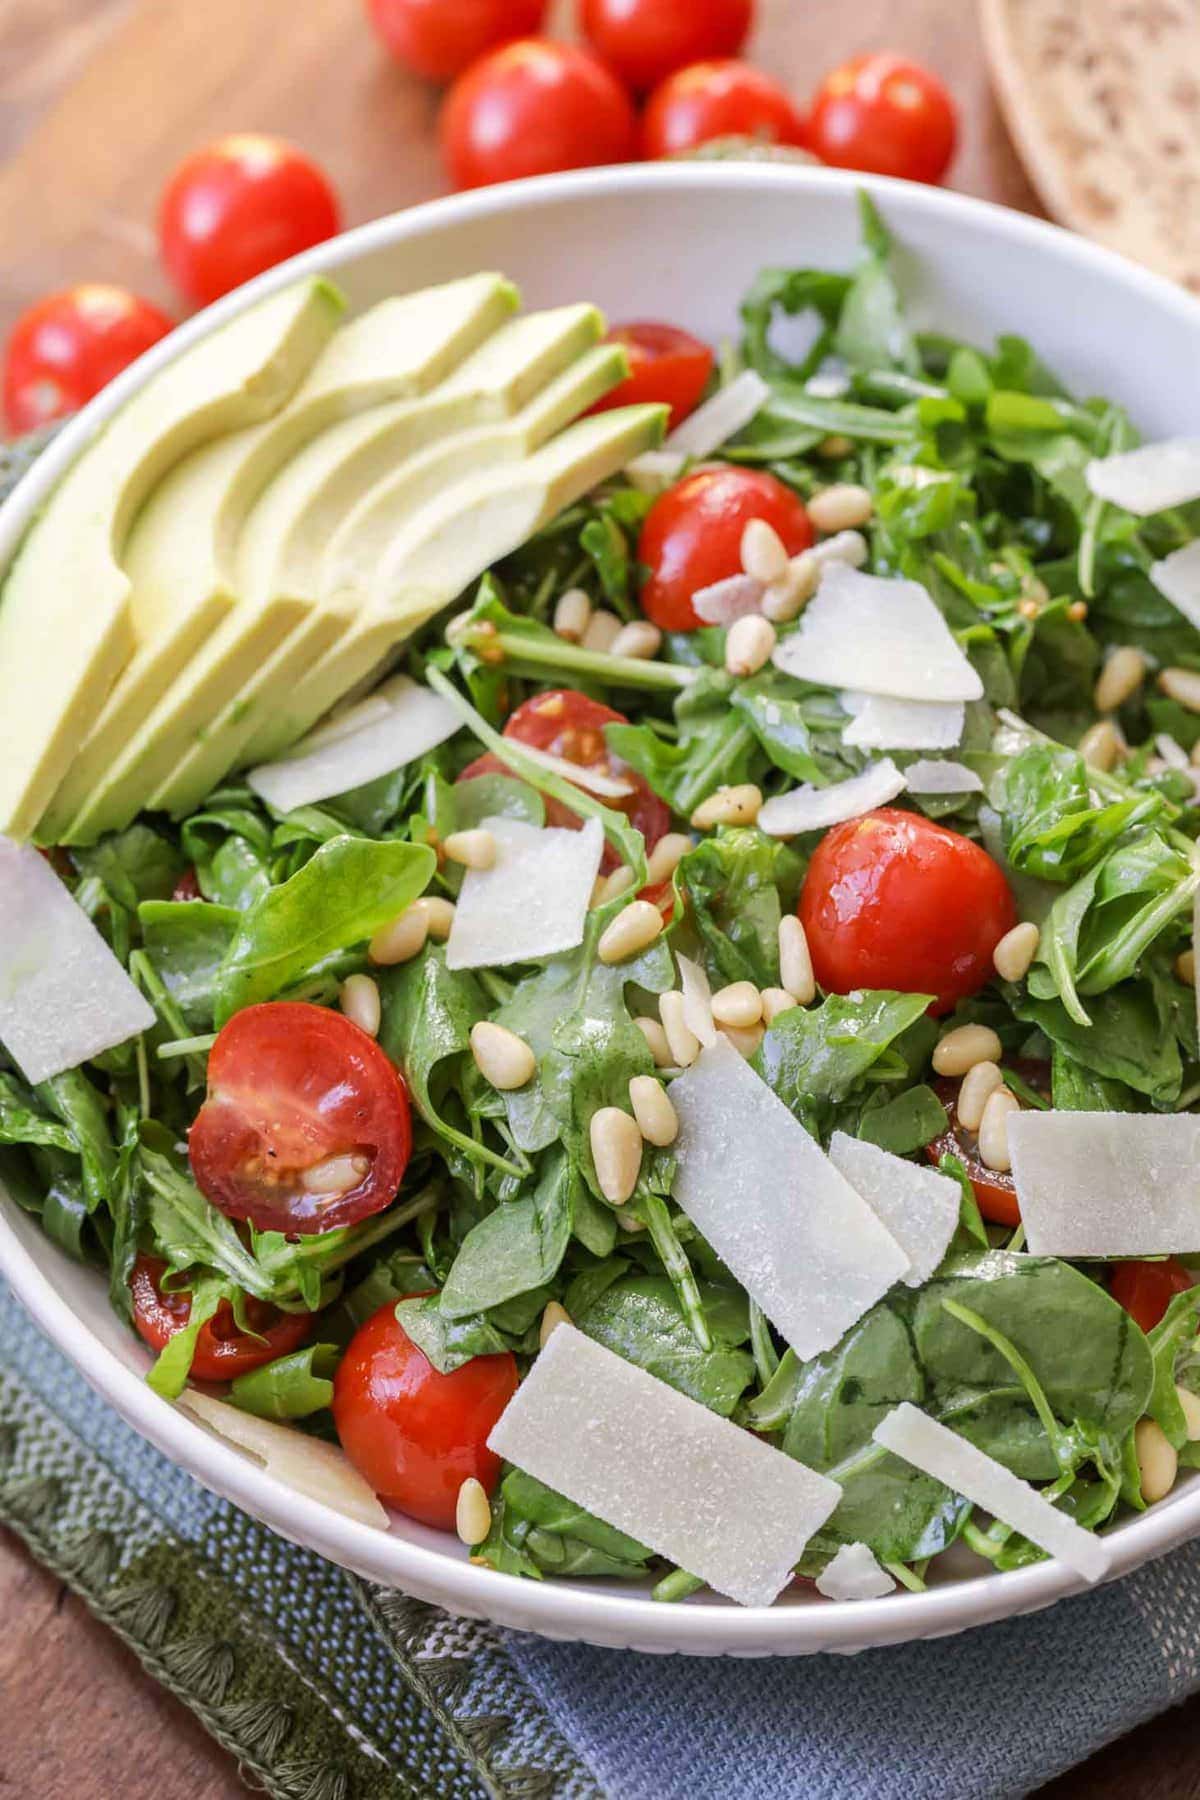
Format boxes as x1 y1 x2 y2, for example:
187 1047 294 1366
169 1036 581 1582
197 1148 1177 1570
662 370 769 460
828 1132 959 1287
1085 438 1200 516
1150 540 1200 630
773 564 984 702
510 741 635 799
246 677 460 813
179 1391 390 1529
676 952 718 1047
446 815 603 970
757 761 906 838
840 692 964 752
1007 1110 1200 1257
815 1542 896 1601
903 759 983 795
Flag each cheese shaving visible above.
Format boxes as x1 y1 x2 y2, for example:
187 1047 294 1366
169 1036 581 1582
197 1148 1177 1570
757 761 906 838
510 741 635 799
1150 540 1200 629
676 952 718 1047
691 574 766 626
1085 438 1200 516
246 677 460 814
179 1391 390 1529
840 692 965 752
815 1542 896 1601
772 564 984 702
903 759 983 795
1007 1110 1200 1257
828 1132 959 1287
446 816 603 970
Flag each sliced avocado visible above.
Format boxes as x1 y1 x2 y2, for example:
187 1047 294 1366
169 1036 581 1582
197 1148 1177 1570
0 277 343 840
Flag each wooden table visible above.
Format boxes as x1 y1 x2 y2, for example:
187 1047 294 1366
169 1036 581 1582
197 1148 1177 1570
0 2 1194 1794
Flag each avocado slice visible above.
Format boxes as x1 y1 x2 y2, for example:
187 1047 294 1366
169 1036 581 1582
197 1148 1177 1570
0 277 343 839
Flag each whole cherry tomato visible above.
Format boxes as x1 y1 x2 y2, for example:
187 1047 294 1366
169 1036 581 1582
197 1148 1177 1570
1111 1258 1194 1335
579 0 754 93
643 59 803 159
333 1301 518 1528
3 286 174 433
800 808 1016 1016
806 53 957 185
130 1254 312 1381
589 322 714 431
439 39 638 190
366 0 547 82
159 134 341 306
189 1002 412 1235
637 465 812 631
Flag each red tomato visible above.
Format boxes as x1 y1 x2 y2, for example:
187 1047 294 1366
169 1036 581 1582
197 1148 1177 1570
579 0 753 93
800 809 1016 1016
458 689 671 874
589 322 714 432
1110 1259 1193 1335
806 53 957 185
333 1301 518 1528
130 1254 312 1381
638 466 812 631
643 59 803 159
440 39 638 190
172 867 202 901
3 285 174 434
366 0 547 81
926 1078 1018 1227
189 1002 412 1235
158 135 341 307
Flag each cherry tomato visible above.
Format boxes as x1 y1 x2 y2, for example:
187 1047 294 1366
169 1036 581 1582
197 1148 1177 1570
189 1001 412 1235
333 1301 518 1528
172 867 202 901
579 0 754 93
130 1254 312 1381
1110 1258 1193 1335
643 59 803 159
638 466 812 631
3 286 174 434
806 53 957 185
589 322 714 432
440 39 638 191
800 808 1016 1016
158 135 342 307
366 0 548 82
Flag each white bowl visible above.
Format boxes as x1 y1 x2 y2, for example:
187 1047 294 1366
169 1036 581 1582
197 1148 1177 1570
5 163 1200 1658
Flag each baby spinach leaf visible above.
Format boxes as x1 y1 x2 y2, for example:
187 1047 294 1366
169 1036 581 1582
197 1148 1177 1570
1015 983 1182 1106
36 1068 116 1213
394 1293 528 1375
182 799 275 911
71 823 185 910
676 829 800 988
575 1273 754 1416
753 989 934 1137
229 1344 340 1421
440 1151 575 1318
853 1083 947 1154
139 899 241 1030
999 743 1161 880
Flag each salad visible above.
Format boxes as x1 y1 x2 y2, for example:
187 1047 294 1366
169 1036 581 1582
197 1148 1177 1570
5 194 1200 1608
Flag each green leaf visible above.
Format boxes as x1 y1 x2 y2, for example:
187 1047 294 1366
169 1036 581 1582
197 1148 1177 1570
35 1068 116 1213
394 1293 523 1375
1015 984 1182 1106
854 1084 947 1155
229 1344 340 1420
576 1273 754 1416
139 899 241 1030
145 1276 230 1399
753 989 935 1136
71 823 185 910
440 1150 575 1318
675 829 800 988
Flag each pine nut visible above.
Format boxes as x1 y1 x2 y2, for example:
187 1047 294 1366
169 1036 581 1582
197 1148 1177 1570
721 1021 765 1058
539 1300 571 1349
1191 740 1200 769
1176 949 1196 986
778 915 815 1004
301 1152 370 1196
1078 719 1123 772
1176 1384 1200 1441
369 904 428 966
812 528 869 570
762 552 819 622
725 614 777 678
616 1210 646 1233
592 865 635 908
1135 1418 1178 1504
818 433 854 460
629 1074 679 1146
809 483 873 535
582 608 622 653
590 1106 643 1203
597 899 664 964
634 1015 673 1067
610 620 662 660
711 980 763 1029
645 832 692 886
456 1476 492 1547
740 517 790 583
690 784 763 830
933 1023 1004 1077
444 828 496 871
993 921 1040 983
469 1021 536 1090
659 991 700 1067
1094 645 1146 713
340 973 381 1037
956 1060 1003 1133
554 587 592 642
977 1087 1020 1172
760 986 799 1024
1066 600 1089 623
416 896 455 941
1159 667 1200 714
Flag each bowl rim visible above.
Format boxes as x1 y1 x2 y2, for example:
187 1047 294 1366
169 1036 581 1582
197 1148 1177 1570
5 158 1200 1656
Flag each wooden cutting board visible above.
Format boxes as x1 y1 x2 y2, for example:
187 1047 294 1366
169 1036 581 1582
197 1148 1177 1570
981 0 1200 291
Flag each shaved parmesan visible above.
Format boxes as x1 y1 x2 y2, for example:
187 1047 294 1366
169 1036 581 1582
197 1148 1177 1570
873 1403 1111 1583
246 677 459 814
446 815 603 970
1008 1111 1200 1257
904 759 983 795
664 370 769 460
624 448 687 493
692 574 766 626
179 1391 389 1529
488 1324 841 1607
510 741 634 799
676 952 718 1047
1155 733 1189 770
828 1132 959 1287
670 1040 910 1360
773 564 983 703
1086 438 1200 516
841 692 964 752
1150 540 1200 629
815 1542 896 1601
0 838 155 1084
757 760 906 839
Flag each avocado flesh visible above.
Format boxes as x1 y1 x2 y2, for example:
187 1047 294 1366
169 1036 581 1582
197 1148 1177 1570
0 277 343 840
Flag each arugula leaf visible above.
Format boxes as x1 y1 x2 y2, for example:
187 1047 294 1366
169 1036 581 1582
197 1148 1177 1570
753 989 935 1137
440 1150 575 1318
394 1292 533 1375
676 829 800 988
999 743 1162 881
139 899 241 1030
229 1344 340 1421
71 823 185 910
1015 984 1182 1106
145 1275 231 1399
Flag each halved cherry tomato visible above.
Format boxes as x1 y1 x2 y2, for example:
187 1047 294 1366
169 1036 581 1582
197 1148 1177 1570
806 53 957 185
638 466 812 632
4 285 174 433
158 134 341 306
366 0 548 82
643 60 803 159
333 1300 518 1528
800 808 1016 1016
458 689 671 874
189 1002 412 1235
130 1253 312 1381
1110 1258 1193 1335
172 867 202 901
439 39 638 190
589 322 714 432
579 0 753 93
